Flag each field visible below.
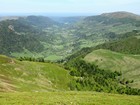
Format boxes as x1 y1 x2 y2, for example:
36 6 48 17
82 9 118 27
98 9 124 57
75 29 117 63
84 49 140 88
0 91 140 105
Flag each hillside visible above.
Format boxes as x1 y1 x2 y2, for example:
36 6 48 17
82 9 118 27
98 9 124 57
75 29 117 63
68 12 140 51
95 34 140 54
0 55 72 92
0 19 45 55
84 49 140 88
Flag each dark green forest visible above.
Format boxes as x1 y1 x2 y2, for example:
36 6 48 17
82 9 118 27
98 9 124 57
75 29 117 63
64 58 140 95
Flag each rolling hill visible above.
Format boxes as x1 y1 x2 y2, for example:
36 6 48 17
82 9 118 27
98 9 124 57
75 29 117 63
0 55 72 92
84 49 140 88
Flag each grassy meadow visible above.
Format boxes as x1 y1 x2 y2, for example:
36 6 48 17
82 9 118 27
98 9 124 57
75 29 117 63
0 91 140 105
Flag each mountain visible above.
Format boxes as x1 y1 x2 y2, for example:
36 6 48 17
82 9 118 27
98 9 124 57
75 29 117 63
0 11 140 61
0 16 60 56
67 11 140 52
0 55 72 92
25 16 58 28
84 11 140 25
101 11 140 20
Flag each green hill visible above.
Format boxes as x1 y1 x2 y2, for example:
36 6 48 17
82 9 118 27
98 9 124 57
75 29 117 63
84 11 140 25
84 49 140 88
0 55 72 92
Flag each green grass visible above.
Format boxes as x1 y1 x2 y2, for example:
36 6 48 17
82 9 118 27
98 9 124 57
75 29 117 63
0 91 139 105
0 55 72 92
84 49 140 88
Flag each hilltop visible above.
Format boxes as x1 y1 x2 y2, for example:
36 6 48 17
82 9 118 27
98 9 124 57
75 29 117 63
101 11 140 20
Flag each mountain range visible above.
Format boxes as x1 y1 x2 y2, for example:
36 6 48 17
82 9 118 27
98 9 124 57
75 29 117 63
0 11 140 95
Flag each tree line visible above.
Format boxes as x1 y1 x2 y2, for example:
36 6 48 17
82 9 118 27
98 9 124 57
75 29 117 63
65 58 140 95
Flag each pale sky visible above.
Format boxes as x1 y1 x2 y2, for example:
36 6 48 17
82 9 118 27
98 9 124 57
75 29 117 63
0 0 140 16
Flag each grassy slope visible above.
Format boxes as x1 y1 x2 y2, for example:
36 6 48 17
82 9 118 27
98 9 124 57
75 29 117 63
0 55 71 92
84 49 140 88
0 91 139 105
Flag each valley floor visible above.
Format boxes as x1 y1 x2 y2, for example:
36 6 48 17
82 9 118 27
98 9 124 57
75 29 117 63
0 91 140 105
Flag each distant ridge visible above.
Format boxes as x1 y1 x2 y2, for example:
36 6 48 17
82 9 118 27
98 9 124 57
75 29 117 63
101 11 140 20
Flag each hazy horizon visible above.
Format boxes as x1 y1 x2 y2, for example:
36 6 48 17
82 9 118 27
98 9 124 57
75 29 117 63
0 12 99 17
0 0 140 16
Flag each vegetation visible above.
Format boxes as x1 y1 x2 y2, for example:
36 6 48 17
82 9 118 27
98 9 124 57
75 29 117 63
84 49 140 89
0 92 140 105
0 55 72 92
95 33 140 54
0 12 140 104
0 19 44 55
18 56 45 62
64 57 140 95
0 12 140 61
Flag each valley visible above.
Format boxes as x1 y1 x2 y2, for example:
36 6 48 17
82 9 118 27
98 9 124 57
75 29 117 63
1 12 140 61
0 11 140 104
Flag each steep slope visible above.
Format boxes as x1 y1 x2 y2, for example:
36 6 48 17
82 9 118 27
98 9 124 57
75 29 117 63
0 19 45 55
0 16 59 56
0 55 72 92
84 49 140 88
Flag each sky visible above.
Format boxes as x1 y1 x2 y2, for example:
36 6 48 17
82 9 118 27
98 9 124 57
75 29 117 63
0 0 140 16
